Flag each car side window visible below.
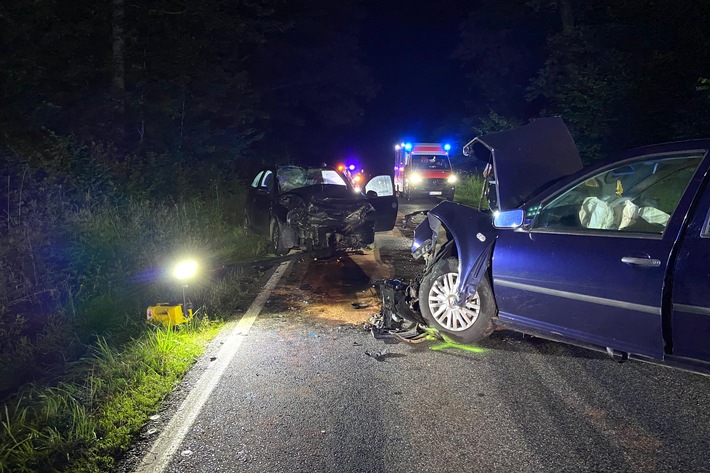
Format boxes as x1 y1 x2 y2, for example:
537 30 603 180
365 175 394 197
533 154 703 235
261 170 274 192
702 209 710 238
250 171 264 188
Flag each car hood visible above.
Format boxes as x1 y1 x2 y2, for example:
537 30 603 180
463 117 583 210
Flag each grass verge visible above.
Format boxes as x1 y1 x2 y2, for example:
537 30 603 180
0 316 223 473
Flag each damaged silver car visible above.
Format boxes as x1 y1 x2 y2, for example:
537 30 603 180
244 165 398 257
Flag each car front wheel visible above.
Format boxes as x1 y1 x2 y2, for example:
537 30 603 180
271 219 289 256
419 257 496 344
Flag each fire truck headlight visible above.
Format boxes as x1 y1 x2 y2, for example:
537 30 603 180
447 174 458 184
409 173 423 184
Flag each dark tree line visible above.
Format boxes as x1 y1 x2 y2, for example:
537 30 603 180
0 0 374 179
0 1 377 395
453 0 710 163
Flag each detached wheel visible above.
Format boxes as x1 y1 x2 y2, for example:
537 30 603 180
419 257 496 344
271 219 289 256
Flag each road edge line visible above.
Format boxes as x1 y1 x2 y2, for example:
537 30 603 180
136 260 292 473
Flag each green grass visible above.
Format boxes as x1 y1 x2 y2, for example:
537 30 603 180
454 173 490 209
0 176 273 471
0 316 223 473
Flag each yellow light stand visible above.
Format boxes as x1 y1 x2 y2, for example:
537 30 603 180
146 303 193 327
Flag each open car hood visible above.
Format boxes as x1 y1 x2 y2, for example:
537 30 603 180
463 117 583 210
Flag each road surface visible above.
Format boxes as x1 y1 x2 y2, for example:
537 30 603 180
123 196 710 473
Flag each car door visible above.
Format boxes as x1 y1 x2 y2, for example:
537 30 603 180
245 170 264 233
251 169 276 237
670 168 710 363
364 175 398 231
492 152 705 359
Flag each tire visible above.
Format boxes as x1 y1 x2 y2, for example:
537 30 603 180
271 219 289 256
418 257 496 343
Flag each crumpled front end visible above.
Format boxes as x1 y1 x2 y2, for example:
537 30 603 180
286 194 376 251
410 201 498 304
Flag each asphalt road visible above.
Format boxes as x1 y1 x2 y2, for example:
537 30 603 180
127 196 710 473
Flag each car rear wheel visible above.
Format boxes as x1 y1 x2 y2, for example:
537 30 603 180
419 257 496 344
271 219 289 256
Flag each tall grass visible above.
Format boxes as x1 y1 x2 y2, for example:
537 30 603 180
0 318 223 472
1 176 269 394
0 137 272 471
454 173 490 209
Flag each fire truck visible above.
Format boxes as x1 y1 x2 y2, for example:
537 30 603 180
394 142 457 200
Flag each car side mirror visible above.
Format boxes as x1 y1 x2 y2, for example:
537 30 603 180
366 190 378 198
493 209 524 229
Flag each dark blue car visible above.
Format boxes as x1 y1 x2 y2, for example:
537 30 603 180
412 118 710 374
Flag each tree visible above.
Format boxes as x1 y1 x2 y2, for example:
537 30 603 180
454 0 710 161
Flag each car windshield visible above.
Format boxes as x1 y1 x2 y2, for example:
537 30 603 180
412 155 451 170
278 166 348 192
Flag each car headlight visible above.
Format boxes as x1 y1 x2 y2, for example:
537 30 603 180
409 173 423 184
447 174 458 184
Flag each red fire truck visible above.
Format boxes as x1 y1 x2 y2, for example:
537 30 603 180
394 142 457 200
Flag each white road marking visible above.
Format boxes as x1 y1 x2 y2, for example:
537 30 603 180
136 260 292 473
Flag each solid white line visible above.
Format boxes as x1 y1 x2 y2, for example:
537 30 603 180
136 260 292 473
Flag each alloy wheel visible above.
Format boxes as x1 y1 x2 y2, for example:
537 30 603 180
428 272 480 331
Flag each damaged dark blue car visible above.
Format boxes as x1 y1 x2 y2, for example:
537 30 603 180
409 117 710 375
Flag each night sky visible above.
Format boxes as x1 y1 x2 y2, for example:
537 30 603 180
335 0 471 172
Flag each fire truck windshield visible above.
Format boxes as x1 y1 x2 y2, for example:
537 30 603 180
412 155 451 170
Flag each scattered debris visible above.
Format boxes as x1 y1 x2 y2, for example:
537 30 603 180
149 415 160 421
365 350 387 361
351 302 371 309
365 349 407 362
181 450 193 457
369 279 426 343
